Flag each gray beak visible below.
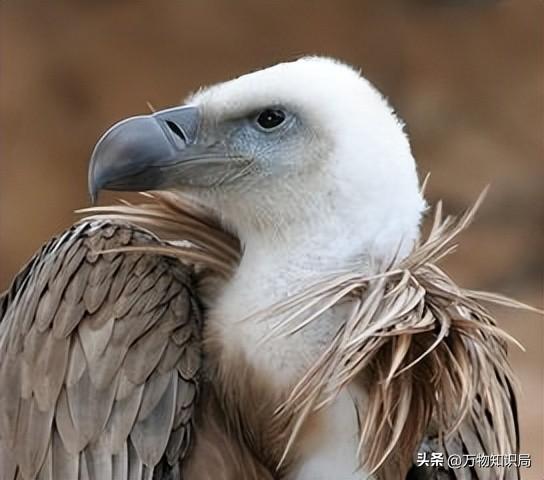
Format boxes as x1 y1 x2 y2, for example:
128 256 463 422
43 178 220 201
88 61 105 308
88 106 202 202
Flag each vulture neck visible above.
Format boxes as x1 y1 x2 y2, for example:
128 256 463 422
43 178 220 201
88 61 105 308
212 204 413 386
207 200 419 480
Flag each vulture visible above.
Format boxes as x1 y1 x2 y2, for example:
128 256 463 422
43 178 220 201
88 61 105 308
0 57 530 480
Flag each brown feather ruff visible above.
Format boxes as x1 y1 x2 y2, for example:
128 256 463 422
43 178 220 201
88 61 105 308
82 190 537 479
79 192 240 278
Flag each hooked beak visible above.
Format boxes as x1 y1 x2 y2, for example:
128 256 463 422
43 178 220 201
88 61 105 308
88 105 240 202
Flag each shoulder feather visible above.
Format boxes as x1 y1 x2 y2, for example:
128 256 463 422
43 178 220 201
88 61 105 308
0 220 202 480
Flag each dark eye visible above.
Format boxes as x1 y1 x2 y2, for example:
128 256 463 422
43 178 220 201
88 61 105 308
256 109 286 130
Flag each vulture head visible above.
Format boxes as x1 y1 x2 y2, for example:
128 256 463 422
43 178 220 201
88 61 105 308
90 57 426 263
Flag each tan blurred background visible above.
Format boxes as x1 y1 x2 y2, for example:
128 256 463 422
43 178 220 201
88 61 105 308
1 1 542 477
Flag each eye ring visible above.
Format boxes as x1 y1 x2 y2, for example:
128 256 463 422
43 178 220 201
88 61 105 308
255 109 286 130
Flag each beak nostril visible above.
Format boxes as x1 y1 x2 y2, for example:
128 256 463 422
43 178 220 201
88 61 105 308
165 120 187 143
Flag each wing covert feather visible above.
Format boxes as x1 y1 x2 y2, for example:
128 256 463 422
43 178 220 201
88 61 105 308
408 371 520 480
0 220 202 480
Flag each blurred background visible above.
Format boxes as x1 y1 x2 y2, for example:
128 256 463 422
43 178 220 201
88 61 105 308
1 0 542 477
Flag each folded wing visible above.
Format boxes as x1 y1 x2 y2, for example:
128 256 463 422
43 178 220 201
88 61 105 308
0 220 202 480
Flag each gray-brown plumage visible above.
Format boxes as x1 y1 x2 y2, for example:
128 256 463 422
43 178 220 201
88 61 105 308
0 220 202 480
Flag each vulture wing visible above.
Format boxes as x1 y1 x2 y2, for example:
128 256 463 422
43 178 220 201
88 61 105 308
0 220 202 480
407 369 520 480
409 419 520 479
